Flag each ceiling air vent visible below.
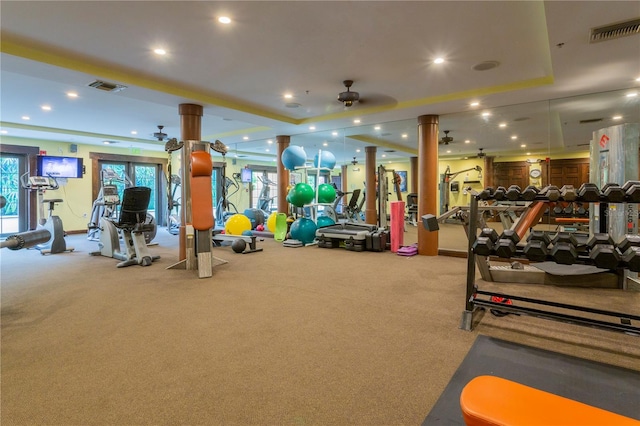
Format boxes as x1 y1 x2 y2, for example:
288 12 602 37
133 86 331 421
590 18 640 43
87 80 127 92
579 118 603 124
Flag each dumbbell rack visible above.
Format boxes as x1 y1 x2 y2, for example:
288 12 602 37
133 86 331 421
461 193 640 335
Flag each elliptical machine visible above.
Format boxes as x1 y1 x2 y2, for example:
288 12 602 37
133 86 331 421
20 173 74 255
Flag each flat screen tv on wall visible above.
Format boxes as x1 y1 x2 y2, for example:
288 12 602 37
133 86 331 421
36 155 84 178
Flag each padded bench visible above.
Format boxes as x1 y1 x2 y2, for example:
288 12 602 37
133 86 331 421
460 375 640 426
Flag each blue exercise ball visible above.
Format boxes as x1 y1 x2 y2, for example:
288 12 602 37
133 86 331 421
281 145 307 171
316 215 335 228
290 217 317 245
313 150 336 170
243 208 265 229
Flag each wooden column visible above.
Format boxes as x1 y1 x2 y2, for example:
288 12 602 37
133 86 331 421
365 146 377 225
484 156 494 189
178 103 203 261
417 115 439 256
276 135 290 215
410 156 418 193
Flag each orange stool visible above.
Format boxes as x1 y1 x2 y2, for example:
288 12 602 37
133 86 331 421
460 375 640 426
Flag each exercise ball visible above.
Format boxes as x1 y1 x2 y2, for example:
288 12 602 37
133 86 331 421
231 238 246 253
290 217 317 245
266 213 278 233
281 145 307 171
0 195 6 210
243 208 265 228
225 214 252 235
242 230 253 236
256 224 265 232
316 215 335 228
313 150 336 170
288 183 315 207
317 183 337 203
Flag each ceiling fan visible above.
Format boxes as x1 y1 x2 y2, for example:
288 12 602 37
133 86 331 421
337 80 360 107
152 125 169 141
439 130 454 145
351 157 358 165
476 148 486 158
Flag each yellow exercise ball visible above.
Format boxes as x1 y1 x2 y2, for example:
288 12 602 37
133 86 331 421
225 214 252 235
266 213 279 233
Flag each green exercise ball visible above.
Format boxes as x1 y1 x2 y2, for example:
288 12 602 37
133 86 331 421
288 183 315 207
317 183 337 204
316 215 335 228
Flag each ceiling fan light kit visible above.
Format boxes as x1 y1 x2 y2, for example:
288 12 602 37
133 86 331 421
338 80 360 107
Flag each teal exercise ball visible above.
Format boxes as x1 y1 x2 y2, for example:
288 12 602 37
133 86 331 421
316 215 335 228
281 145 307 171
317 183 337 204
290 217 317 244
313 151 336 170
288 183 315 207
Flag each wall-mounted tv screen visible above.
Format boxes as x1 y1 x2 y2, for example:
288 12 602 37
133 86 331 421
241 168 252 183
36 155 84 178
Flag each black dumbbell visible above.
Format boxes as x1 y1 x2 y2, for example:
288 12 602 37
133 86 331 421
550 232 579 265
622 247 640 272
618 234 640 253
601 183 626 203
495 229 521 258
623 181 640 202
472 227 499 256
586 233 620 269
576 203 587 216
560 184 577 201
553 205 564 215
563 204 574 215
578 183 600 202
506 185 522 201
479 187 494 200
542 185 560 202
521 185 539 201
494 186 507 201
523 230 550 261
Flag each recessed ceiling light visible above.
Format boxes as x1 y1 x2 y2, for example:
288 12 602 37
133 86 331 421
267 140 273 144
353 119 361 124
482 112 491 117
612 115 623 120
499 123 506 128
309 126 316 130
131 131 137 135
526 152 531 155
218 16 231 24
446 150 451 153
332 131 338 136
153 48 166 55
520 144 526 148
323 142 328 147
511 135 518 140
284 93 293 99
626 92 638 97
465 140 470 144
402 134 408 138
636 77 640 82
434 57 445 64
0 130 7 134
41 105 52 111
243 136 249 140
470 101 479 107
265 148 270 152
66 92 78 98
21 116 30 120
356 149 361 153
382 154 386 158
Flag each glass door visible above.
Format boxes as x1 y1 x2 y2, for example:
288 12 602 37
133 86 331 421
0 154 27 236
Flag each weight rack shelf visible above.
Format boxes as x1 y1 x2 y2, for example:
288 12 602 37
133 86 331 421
461 193 640 336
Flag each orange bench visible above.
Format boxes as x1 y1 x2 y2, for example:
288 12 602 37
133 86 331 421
460 375 640 426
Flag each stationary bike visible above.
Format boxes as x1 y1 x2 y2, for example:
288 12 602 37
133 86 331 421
20 173 74 255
